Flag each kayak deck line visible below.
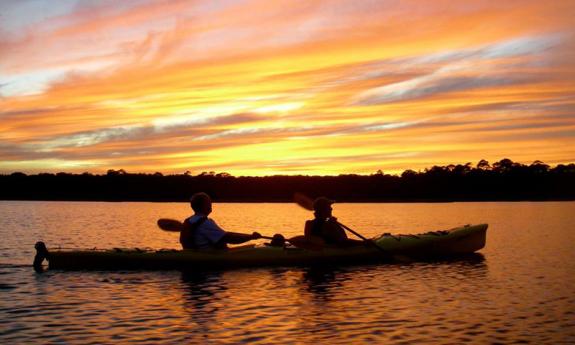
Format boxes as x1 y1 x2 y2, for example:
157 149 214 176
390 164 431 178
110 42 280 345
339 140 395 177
33 224 487 271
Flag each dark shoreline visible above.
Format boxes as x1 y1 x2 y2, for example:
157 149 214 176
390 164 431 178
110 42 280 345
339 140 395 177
2 159 574 203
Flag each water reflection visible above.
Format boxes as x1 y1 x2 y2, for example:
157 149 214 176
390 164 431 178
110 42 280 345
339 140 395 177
2 201 575 344
415 253 489 280
180 270 226 328
301 266 343 302
424 252 486 265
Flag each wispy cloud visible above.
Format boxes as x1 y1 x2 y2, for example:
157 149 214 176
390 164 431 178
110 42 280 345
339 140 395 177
1 0 574 175
351 35 563 105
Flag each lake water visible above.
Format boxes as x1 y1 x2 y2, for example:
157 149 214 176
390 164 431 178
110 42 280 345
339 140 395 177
1 201 574 344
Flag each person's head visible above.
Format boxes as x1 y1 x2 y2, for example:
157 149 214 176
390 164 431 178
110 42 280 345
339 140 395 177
190 192 212 215
313 196 334 219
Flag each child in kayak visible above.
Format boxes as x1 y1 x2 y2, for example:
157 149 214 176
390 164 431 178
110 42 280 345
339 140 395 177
304 197 364 248
180 192 261 250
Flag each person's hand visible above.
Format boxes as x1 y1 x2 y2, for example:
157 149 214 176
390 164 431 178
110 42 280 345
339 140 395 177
251 231 262 239
270 234 285 247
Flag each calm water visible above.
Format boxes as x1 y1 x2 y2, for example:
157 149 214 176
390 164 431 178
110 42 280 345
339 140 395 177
1 201 574 344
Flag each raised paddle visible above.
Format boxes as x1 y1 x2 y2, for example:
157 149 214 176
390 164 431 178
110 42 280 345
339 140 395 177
157 218 322 251
293 192 392 257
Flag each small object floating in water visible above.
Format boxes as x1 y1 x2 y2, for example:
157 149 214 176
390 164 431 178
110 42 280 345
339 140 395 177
33 224 487 271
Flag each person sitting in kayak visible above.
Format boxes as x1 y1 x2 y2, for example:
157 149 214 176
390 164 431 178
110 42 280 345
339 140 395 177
304 197 363 247
181 192 262 250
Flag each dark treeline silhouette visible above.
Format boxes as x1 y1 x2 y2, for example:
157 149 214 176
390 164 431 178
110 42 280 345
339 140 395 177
1 159 574 202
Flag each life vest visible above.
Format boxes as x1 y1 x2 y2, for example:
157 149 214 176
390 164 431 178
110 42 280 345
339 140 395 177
310 217 347 244
311 218 326 237
180 216 208 249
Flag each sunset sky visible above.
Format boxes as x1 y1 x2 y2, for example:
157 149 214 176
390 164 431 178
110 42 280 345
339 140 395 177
1 0 574 175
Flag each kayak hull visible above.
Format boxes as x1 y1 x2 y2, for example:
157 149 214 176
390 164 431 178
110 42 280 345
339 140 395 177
40 224 487 270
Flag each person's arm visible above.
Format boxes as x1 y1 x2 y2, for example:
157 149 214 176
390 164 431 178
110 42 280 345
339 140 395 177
204 219 261 245
304 220 313 237
221 231 261 244
179 218 194 249
325 218 348 241
326 218 364 246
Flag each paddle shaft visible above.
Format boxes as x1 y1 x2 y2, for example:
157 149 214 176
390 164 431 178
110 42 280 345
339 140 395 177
293 192 389 253
336 221 369 241
159 219 272 239
157 218 322 250
336 221 389 255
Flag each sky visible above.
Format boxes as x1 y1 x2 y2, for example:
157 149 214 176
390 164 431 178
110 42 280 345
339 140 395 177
1 0 574 176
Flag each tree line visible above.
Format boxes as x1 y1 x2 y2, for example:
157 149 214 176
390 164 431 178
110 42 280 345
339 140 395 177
1 159 574 202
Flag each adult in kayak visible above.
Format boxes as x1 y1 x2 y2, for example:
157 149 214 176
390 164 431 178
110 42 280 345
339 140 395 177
180 192 262 250
304 197 364 248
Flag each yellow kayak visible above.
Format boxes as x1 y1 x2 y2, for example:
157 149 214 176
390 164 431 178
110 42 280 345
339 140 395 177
34 224 487 270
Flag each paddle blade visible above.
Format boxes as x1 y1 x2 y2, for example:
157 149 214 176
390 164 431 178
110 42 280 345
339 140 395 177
293 192 314 211
286 235 324 251
157 218 184 232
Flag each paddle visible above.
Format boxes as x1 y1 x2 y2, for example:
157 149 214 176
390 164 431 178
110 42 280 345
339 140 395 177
293 192 391 256
157 218 322 251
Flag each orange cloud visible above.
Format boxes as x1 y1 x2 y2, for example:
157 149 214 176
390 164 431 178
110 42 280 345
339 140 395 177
1 0 574 175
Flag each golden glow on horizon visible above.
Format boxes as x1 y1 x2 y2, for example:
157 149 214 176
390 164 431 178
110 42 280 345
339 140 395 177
1 0 574 175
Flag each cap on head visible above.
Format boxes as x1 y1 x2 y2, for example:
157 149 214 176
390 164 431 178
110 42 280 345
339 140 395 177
313 196 335 211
